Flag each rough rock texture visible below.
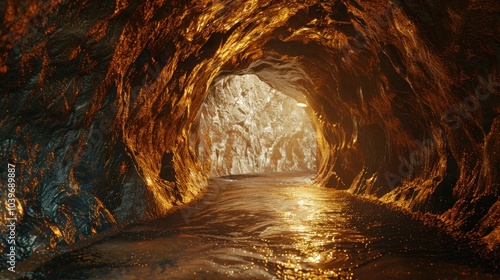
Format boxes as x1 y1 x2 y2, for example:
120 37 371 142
191 74 317 177
0 0 499 268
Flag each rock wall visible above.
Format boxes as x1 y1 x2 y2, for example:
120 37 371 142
0 0 498 267
191 74 317 177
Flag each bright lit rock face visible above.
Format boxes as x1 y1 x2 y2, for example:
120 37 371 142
0 0 498 266
191 74 317 177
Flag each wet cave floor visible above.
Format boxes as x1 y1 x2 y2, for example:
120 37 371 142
30 173 498 279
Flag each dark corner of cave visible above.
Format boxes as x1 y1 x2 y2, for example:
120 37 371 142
0 0 499 279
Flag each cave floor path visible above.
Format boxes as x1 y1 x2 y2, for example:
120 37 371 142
34 172 496 279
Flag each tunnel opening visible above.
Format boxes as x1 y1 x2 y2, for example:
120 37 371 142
189 74 319 178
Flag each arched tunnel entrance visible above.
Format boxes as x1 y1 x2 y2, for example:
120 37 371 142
190 74 318 177
0 0 499 278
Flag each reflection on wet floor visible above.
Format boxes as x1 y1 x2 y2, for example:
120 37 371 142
33 172 498 279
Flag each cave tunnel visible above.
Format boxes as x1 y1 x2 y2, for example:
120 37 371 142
0 0 499 278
